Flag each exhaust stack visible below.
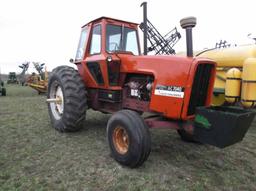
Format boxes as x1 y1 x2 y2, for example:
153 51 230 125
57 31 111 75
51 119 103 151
180 17 197 57
141 2 148 55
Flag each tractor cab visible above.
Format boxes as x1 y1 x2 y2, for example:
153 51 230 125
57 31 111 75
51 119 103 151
75 17 140 59
74 17 141 89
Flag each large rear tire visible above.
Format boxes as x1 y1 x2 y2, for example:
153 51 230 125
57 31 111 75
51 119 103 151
47 66 87 132
107 110 151 168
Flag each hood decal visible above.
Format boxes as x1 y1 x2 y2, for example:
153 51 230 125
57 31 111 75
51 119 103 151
154 84 184 98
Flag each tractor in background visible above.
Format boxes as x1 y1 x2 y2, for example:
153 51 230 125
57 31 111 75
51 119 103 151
46 2 255 168
7 72 18 84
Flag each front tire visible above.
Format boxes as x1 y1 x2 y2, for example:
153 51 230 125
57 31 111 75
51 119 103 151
47 66 87 132
107 110 151 168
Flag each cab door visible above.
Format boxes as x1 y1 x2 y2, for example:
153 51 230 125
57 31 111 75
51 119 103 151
85 24 107 88
74 25 103 88
85 23 121 89
85 23 122 105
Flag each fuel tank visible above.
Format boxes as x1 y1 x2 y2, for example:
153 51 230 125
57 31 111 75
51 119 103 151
241 58 256 107
225 68 242 103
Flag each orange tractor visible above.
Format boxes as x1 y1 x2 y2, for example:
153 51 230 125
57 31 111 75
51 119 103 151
47 3 255 167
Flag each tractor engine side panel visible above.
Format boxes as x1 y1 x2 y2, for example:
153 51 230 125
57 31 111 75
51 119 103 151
119 55 216 120
119 55 194 119
122 74 153 112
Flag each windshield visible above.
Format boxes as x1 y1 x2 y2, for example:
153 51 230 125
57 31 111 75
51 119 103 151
106 24 139 55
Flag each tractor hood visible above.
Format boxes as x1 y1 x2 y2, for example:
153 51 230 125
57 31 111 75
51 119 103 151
117 54 215 119
118 54 197 88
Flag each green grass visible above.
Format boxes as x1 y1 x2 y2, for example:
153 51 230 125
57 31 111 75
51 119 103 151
0 85 256 191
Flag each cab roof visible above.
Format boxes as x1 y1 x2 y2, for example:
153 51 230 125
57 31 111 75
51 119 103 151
82 16 139 28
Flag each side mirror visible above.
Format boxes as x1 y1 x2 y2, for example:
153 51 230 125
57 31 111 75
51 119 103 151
69 58 74 63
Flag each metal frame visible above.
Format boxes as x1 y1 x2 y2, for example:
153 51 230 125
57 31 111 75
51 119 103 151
140 2 181 55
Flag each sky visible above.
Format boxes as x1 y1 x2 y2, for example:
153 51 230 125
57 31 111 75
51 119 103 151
0 0 256 74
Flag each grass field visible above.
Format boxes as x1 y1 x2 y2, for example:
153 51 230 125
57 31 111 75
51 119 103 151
0 85 256 191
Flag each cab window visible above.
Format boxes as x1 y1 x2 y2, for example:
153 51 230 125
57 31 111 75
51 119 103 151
75 27 88 60
106 24 139 55
90 25 102 54
125 28 139 55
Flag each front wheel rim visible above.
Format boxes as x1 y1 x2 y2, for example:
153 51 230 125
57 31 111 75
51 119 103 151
112 126 129 155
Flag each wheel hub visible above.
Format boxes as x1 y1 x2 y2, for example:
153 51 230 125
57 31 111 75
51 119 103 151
55 87 64 114
112 126 129 155
48 82 64 120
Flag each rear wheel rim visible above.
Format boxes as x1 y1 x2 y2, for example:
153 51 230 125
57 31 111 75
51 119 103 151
112 126 129 155
49 81 64 120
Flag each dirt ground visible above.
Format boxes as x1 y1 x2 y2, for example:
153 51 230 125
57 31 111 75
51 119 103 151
0 85 256 191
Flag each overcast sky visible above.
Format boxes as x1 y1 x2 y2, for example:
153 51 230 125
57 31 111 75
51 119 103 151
0 0 255 74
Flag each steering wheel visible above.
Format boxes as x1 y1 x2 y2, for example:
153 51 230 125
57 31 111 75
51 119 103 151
109 42 119 51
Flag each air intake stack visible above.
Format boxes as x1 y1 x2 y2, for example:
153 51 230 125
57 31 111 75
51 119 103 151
141 2 148 55
180 17 197 57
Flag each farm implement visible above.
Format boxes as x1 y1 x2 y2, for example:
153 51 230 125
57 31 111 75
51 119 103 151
197 44 256 108
27 62 48 94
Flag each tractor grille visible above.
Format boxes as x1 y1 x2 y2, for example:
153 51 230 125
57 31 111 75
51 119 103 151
187 63 214 115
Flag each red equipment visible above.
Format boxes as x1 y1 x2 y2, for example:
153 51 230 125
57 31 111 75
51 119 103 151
46 4 255 168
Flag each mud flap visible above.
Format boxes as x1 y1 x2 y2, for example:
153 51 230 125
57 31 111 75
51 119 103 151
193 106 255 148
